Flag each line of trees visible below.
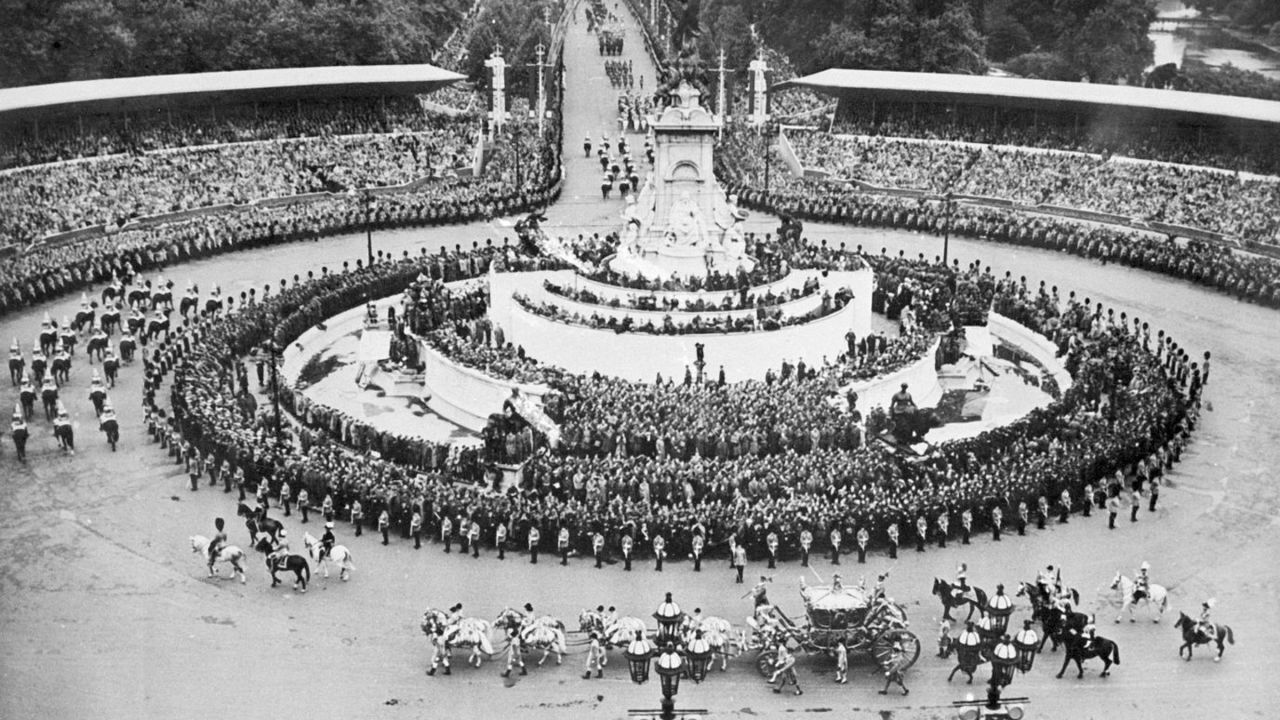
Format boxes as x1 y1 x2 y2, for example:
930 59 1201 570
0 0 471 88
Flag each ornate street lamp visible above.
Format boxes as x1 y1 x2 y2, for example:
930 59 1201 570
956 621 983 671
684 630 712 683
990 635 1018 688
623 631 655 684
986 584 1015 635
1012 620 1041 673
652 592 685 644
655 642 685 717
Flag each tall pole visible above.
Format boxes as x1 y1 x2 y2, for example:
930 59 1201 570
530 43 546 137
267 341 282 450
364 193 374 267
716 47 727 137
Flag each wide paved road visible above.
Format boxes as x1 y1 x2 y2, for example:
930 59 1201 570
1 4 1277 720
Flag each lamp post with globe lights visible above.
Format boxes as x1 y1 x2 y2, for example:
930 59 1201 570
954 634 1030 720
986 585 1015 636
625 594 709 720
1012 620 1041 673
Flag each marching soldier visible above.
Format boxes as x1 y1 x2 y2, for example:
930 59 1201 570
766 530 779 569
349 498 363 537
296 487 310 523
799 528 813 567
1016 501 1029 536
937 511 949 548
653 533 666 572
1037 495 1049 530
583 633 605 679
960 509 973 545
621 532 633 571
528 525 541 564
322 494 335 523
468 518 482 558
441 513 454 553
495 521 507 560
691 532 705 571
745 575 772 608
10 405 28 461
1106 494 1121 530
991 506 1003 541
593 531 606 568
856 527 869 564
1082 483 1093 517
1059 489 1072 524
411 510 423 549
378 508 391 545
732 541 747 583
187 446 204 490
502 626 526 677
915 515 928 552
831 526 843 565
278 480 292 516
558 525 571 565
887 523 899 559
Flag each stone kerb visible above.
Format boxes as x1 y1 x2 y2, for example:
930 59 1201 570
987 313 1073 392
414 334 553 432
843 339 944 414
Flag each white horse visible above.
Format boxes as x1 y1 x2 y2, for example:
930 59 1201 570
302 531 355 581
578 608 648 649
422 609 494 667
190 535 246 583
684 616 737 670
495 609 567 665
1108 571 1168 623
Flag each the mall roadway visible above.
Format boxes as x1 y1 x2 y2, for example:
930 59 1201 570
2 9 1279 720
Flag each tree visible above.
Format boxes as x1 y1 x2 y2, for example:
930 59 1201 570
1060 0 1154 83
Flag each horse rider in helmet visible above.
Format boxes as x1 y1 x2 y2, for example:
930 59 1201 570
320 521 336 562
208 518 227 569
1081 615 1098 652
1036 565 1057 604
1133 562 1151 603
1197 599 1215 640
952 563 969 601
268 528 289 569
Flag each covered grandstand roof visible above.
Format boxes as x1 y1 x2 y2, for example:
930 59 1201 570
776 69 1280 126
0 64 466 120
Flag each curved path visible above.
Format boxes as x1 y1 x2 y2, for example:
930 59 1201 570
1 6 1277 720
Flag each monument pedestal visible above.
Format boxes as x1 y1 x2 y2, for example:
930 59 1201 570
609 244 756 280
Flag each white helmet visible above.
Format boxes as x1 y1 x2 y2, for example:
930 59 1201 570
1139 561 1150 571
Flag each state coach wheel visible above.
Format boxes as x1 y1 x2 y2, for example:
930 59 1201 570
871 629 921 671
755 648 778 677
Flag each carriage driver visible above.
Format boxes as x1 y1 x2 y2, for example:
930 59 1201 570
208 518 228 568
320 522 336 562
1133 562 1151 603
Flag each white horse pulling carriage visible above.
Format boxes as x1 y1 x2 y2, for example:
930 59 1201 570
421 608 494 672
494 608 569 666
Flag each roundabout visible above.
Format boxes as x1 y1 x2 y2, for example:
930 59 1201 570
1 3 1279 720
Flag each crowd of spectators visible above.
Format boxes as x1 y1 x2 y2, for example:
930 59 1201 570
0 97 468 171
1 116 480 244
782 130 1280 243
543 275 820 312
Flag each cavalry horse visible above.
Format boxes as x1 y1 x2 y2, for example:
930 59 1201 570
99 304 121 335
494 608 567 666
1056 629 1121 679
578 608 648 650
1107 572 1168 623
302 531 355 581
932 577 988 622
253 536 310 592
422 608 494 668
237 502 283 543
1174 612 1234 662
190 535 247 583
1015 581 1087 652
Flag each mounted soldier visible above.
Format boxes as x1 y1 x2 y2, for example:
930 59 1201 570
10 404 28 461
18 375 36 419
8 338 23 386
99 401 119 451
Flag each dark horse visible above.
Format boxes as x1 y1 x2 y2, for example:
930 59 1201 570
1056 629 1120 679
932 577 988 622
237 502 283 543
1174 612 1234 662
254 537 310 592
1015 581 1085 652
